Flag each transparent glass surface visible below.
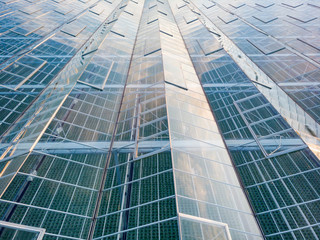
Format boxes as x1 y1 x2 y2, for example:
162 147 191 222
174 1 320 239
0 0 319 240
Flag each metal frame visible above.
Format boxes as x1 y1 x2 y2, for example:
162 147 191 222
0 221 46 240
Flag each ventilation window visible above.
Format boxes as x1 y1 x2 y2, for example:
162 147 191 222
297 38 320 51
158 10 167 15
209 29 220 37
147 15 158 24
61 20 86 37
78 60 114 90
287 14 317 23
120 2 127 8
107 17 117 25
218 14 238 24
180 214 232 240
149 2 156 9
162 57 188 90
0 55 46 90
144 39 161 56
253 15 278 23
54 7 73 15
164 81 187 90
90 3 105 15
124 10 133 15
0 0 18 4
255 2 274 8
110 30 125 37
184 13 198 24
229 3 245 9
158 5 167 15
0 221 45 240
19 5 42 15
160 25 173 37
197 39 222 56
202 2 215 9
282 2 303 8
11 21 43 36
247 38 285 55
308 3 320 8
191 9 200 15
177 2 186 9
110 24 125 37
